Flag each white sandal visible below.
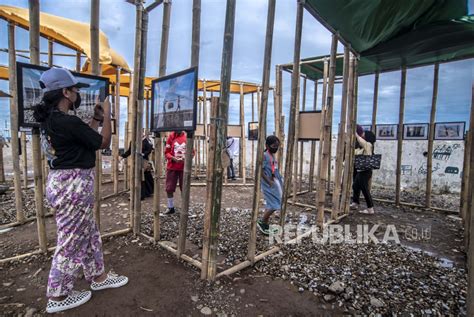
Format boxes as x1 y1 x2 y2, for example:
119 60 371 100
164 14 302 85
46 290 91 313
90 271 128 291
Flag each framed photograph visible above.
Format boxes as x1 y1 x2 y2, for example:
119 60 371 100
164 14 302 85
403 123 429 140
298 110 322 140
376 124 398 140
16 62 109 128
248 121 258 141
151 67 198 133
434 122 465 140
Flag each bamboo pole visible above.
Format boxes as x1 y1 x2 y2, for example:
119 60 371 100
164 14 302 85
274 66 283 169
340 55 355 215
202 0 235 280
247 0 275 264
425 63 439 208
316 34 338 227
203 81 208 173
330 46 350 219
201 97 218 279
20 133 27 187
0 142 4 183
29 0 47 252
75 51 81 72
345 62 359 214
251 92 255 178
8 23 25 223
291 89 300 204
280 0 304 228
194 101 202 178
239 83 247 184
145 90 150 134
395 67 407 207
124 120 129 189
371 71 379 134
461 132 471 222
466 84 474 317
153 0 170 242
113 67 121 194
314 59 329 213
177 0 200 256
298 77 306 192
133 3 149 235
91 0 102 230
308 79 318 192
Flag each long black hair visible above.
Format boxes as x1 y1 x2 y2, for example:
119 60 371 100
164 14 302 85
32 88 65 122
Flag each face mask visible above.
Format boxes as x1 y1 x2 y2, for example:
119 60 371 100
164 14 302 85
73 92 81 109
268 146 278 153
66 90 81 110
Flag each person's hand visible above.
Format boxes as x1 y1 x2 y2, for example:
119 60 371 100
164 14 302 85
171 156 181 163
268 179 274 187
94 96 111 121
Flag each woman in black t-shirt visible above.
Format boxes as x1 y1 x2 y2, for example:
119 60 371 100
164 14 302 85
33 67 128 314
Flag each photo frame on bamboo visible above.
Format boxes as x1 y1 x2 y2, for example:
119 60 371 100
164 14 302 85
376 124 398 140
227 125 243 138
16 62 110 128
248 121 258 141
151 67 198 133
434 122 465 140
403 123 429 140
298 111 322 140
111 118 117 135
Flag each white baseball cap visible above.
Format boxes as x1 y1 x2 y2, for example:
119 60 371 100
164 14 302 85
39 67 89 92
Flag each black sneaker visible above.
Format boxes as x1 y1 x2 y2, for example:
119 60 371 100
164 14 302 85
164 207 175 215
257 220 270 235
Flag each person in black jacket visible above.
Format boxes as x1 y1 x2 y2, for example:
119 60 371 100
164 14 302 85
121 133 154 200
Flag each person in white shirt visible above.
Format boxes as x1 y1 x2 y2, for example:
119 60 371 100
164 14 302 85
226 137 239 180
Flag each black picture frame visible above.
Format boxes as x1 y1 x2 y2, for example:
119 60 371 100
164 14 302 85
434 122 465 140
248 121 258 141
375 124 398 140
16 62 110 129
150 67 198 133
403 123 429 140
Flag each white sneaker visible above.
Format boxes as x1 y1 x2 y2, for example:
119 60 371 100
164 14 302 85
350 202 359 210
90 272 128 291
46 290 91 313
359 208 375 214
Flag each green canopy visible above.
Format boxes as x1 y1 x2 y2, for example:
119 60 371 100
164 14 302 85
287 1 474 80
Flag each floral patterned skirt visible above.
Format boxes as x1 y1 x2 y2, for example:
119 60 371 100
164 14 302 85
45 168 104 297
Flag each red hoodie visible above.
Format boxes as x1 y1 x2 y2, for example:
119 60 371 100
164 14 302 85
165 132 188 171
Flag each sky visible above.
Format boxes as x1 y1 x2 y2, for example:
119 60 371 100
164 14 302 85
0 0 473 144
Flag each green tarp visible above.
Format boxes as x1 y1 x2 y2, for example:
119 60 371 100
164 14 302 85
289 0 474 80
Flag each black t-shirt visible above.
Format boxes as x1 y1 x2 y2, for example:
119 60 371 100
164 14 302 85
41 111 103 169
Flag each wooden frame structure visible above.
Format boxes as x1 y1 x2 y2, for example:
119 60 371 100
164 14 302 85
1 4 473 313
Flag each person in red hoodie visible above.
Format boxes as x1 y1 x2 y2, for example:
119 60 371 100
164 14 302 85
164 131 189 214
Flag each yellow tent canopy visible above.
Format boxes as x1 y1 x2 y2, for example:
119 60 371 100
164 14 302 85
0 5 130 73
1 64 264 97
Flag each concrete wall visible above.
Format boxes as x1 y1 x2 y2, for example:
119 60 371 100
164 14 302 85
242 138 466 195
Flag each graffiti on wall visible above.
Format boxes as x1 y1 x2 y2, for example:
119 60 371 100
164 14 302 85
418 162 441 175
401 165 413 176
445 166 459 174
432 144 461 161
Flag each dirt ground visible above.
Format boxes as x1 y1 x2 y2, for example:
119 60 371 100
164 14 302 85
0 180 467 316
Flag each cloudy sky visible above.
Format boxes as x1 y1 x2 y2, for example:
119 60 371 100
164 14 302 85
0 0 472 142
